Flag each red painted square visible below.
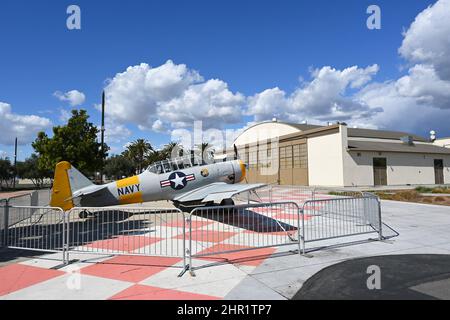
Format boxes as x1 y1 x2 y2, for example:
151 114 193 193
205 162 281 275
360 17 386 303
109 284 220 300
0 264 64 297
81 255 181 283
84 235 162 252
196 244 276 266
177 230 236 243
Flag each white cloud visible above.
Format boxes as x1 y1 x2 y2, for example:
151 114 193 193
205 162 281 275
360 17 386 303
104 61 202 129
157 79 245 129
247 88 288 122
247 65 382 125
357 80 450 134
246 0 450 135
53 90 86 106
355 0 450 134
99 1 450 139
395 64 450 109
101 119 132 144
399 0 450 80
151 119 167 133
0 102 52 145
59 109 72 122
104 60 245 132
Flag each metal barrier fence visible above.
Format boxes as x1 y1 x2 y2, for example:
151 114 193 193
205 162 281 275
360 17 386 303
1 194 390 276
0 199 6 247
238 184 367 206
300 196 382 250
188 202 301 274
65 207 186 263
1 205 67 262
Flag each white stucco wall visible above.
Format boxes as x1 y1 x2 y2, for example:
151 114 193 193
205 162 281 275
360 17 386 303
234 122 300 146
434 138 450 148
343 150 450 186
307 127 346 187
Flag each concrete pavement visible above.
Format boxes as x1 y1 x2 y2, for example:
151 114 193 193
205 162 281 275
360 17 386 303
0 199 449 300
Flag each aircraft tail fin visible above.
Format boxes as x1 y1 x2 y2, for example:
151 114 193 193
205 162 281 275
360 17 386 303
50 161 93 210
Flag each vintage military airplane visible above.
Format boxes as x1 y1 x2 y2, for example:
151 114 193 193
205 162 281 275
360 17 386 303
50 152 266 216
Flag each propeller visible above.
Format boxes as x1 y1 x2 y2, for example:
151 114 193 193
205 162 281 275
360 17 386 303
233 144 238 160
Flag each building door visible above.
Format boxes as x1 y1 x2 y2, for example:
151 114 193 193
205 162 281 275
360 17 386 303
373 158 387 186
279 146 293 185
434 159 444 185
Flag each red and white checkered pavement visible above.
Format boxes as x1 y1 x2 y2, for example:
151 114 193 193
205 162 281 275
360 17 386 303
0 190 331 300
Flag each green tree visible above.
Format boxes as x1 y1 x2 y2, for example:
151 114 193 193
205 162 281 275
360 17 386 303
32 110 108 177
123 139 153 173
0 157 14 189
16 154 52 188
104 155 135 180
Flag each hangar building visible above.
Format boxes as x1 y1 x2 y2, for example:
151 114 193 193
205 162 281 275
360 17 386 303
220 120 450 187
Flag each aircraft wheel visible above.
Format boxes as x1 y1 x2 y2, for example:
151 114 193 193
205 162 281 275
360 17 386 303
220 199 235 206
79 210 89 219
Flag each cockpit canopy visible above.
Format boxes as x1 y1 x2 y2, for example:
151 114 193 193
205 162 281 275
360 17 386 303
147 154 214 175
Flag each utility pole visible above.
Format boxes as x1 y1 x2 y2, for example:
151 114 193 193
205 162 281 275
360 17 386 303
100 91 106 184
13 137 17 189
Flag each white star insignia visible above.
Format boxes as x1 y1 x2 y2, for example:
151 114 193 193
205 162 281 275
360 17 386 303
171 173 185 187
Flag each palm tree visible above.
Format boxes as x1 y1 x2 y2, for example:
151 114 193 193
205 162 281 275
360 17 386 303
197 142 214 160
161 142 183 160
124 139 154 173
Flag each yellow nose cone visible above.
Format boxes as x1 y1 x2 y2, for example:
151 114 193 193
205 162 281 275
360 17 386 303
239 160 246 182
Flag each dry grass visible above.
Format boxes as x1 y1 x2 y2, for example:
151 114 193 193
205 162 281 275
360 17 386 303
377 190 450 206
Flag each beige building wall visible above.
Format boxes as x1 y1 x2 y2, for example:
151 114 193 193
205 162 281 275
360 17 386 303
342 151 450 186
307 126 346 186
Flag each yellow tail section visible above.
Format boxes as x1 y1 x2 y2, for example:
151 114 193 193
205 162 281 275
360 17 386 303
50 161 74 211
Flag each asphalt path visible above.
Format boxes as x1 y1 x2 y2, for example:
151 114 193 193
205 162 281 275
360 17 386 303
294 254 450 300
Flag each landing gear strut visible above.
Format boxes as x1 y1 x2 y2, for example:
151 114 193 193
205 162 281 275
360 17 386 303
78 210 94 219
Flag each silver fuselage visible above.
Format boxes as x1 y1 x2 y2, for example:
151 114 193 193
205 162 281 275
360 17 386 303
77 160 245 207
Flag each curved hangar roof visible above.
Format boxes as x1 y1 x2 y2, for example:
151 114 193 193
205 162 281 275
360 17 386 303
234 121 320 146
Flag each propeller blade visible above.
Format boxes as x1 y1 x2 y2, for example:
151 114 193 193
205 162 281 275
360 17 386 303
233 144 238 160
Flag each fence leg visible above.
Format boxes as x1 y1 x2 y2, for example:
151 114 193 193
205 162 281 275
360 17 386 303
377 199 384 241
301 208 306 255
188 216 196 277
3 200 9 247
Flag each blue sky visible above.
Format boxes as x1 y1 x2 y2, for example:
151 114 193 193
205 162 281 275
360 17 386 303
1 0 449 160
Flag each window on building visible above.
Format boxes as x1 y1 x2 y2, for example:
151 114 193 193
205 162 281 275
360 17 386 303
279 146 293 169
249 147 258 168
293 144 308 169
258 144 269 168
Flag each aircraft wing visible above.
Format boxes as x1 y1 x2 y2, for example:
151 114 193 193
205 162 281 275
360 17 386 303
173 182 266 204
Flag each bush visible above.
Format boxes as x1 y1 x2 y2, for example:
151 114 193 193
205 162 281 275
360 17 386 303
415 186 433 193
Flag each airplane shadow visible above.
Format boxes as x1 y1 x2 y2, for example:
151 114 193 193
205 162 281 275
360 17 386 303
1 210 157 256
191 208 298 233
1 208 297 265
